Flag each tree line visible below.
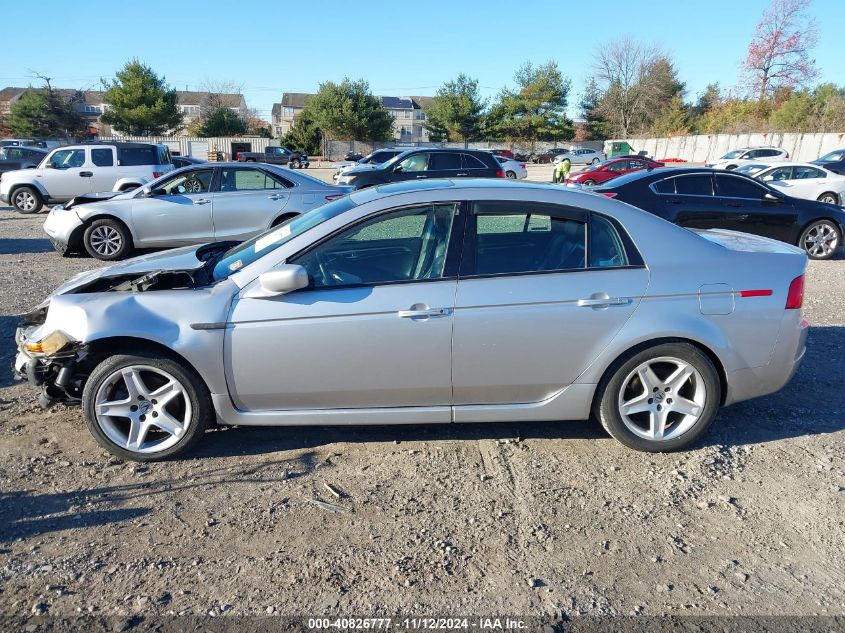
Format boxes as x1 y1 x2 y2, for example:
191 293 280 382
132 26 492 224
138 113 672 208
3 0 839 150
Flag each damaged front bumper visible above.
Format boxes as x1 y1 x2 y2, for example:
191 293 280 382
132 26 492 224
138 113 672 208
13 325 86 407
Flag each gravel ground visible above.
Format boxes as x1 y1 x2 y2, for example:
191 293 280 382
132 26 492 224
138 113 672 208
0 201 843 630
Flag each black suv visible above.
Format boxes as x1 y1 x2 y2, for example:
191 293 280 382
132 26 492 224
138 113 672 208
337 148 503 189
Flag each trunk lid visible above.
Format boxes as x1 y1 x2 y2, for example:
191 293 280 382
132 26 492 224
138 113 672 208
692 228 805 255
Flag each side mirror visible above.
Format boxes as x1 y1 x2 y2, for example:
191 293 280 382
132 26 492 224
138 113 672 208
763 191 783 203
245 264 309 298
393 165 403 173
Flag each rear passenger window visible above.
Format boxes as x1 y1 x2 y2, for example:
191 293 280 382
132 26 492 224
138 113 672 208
470 202 586 276
716 175 766 198
462 154 488 169
653 179 675 194
220 169 290 191
91 148 114 167
590 216 629 268
674 175 713 196
429 153 462 170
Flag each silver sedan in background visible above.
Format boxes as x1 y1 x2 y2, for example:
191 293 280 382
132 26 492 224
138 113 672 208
42 163 351 260
553 147 606 166
15 179 808 460
495 155 528 179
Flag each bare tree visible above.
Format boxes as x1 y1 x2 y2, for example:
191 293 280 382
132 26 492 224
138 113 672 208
592 38 682 138
198 80 245 119
743 0 818 102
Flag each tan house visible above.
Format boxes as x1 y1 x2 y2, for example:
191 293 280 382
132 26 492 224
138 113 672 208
272 92 434 141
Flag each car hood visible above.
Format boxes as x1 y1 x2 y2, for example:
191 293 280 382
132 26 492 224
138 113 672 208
63 190 132 209
342 164 385 176
49 245 209 297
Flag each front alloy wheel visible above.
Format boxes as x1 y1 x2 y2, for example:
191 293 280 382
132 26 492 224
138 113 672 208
12 186 43 214
83 352 211 461
596 342 720 452
800 220 840 260
83 218 132 260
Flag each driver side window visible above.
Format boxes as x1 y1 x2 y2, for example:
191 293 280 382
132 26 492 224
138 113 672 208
49 148 85 169
396 153 429 172
156 169 214 195
292 204 456 289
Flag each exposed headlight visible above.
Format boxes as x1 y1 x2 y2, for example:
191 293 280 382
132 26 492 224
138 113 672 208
24 330 77 356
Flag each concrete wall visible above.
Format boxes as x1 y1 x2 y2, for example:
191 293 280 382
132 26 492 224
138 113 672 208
324 139 603 161
612 132 845 163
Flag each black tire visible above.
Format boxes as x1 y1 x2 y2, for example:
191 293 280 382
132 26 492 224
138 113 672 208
594 342 721 452
583 179 596 186
271 212 298 227
798 219 841 260
290 159 301 169
506 170 516 179
82 350 212 461
817 192 839 205
83 218 133 261
592 157 600 165
11 186 43 214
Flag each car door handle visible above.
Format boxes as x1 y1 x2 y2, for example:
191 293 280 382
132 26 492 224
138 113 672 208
456 172 469 176
267 194 286 200
398 307 451 318
193 198 211 205
576 297 631 308
79 171 93 177
415 175 428 179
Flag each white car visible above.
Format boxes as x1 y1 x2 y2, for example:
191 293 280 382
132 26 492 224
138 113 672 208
754 162 845 206
705 147 789 171
552 147 606 166
495 155 527 179
0 142 173 214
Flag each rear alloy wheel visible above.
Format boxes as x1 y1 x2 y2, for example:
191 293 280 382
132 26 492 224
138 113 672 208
583 179 596 186
799 219 841 260
83 352 211 461
506 170 516 179
596 342 720 452
290 159 301 169
83 218 132 261
12 186 43 214
817 192 839 205
592 157 600 165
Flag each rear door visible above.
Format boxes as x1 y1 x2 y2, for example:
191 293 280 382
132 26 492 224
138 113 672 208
88 147 117 192
427 152 463 179
714 173 797 242
212 167 291 241
451 200 648 406
130 167 216 246
657 173 731 229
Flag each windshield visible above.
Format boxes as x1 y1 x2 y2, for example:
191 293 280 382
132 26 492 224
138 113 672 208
735 163 768 174
818 150 845 162
720 150 745 159
212 196 357 281
382 149 415 168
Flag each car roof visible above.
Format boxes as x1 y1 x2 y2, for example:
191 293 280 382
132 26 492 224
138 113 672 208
756 161 830 169
731 146 784 151
65 141 166 150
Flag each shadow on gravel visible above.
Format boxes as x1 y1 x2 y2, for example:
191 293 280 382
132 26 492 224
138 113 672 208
0 237 54 254
0 453 317 541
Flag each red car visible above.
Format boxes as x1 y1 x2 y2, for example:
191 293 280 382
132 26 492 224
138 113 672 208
566 156 664 186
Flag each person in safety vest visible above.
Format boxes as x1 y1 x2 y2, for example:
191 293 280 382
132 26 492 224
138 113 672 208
552 156 571 184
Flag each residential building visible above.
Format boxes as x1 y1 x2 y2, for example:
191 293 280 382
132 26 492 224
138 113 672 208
271 92 434 141
0 86 248 136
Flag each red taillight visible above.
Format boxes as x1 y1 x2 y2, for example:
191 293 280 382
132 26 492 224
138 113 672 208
738 289 772 297
785 275 804 309
784 152 789 159
236 152 242 160
600 192 617 198
495 169 505 178
152 171 162 178
520 163 526 169
325 194 343 201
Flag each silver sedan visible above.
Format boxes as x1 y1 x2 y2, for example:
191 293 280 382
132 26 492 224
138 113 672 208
15 179 808 460
42 162 351 260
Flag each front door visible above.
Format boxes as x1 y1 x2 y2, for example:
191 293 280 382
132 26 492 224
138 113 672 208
41 147 90 199
131 168 216 246
225 202 462 411
212 167 291 241
390 152 430 183
451 201 649 405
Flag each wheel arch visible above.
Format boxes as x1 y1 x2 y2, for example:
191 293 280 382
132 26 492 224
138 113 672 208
795 216 842 246
74 213 134 249
270 211 299 227
10 181 48 200
85 336 213 396
589 336 729 413
816 191 840 205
